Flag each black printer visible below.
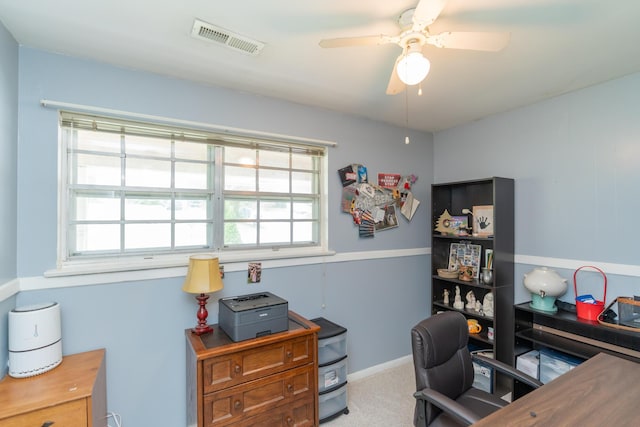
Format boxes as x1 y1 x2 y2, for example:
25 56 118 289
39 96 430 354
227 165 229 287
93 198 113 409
218 292 288 342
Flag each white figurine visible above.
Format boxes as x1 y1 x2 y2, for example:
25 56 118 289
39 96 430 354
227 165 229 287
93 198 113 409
453 286 464 310
475 300 482 312
483 292 494 318
465 290 476 310
443 289 450 305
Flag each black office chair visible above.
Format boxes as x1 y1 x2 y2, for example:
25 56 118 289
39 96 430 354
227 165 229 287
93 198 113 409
411 311 542 427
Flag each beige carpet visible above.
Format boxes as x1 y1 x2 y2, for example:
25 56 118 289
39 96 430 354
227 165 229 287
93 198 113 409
322 359 416 427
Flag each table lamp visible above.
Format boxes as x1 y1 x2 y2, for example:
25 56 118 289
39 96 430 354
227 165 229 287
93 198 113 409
182 255 224 335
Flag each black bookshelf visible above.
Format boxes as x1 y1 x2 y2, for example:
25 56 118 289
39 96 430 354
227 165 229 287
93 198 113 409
431 177 515 393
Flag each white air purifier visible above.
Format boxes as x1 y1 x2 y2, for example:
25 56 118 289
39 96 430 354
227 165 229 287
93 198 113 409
8 302 62 378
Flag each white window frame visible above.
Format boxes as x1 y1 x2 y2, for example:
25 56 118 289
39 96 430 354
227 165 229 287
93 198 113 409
49 108 332 277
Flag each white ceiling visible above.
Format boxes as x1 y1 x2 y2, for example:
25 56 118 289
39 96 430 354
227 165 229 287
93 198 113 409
2 0 640 132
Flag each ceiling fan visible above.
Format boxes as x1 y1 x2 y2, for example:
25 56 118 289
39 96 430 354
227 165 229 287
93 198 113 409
319 0 510 95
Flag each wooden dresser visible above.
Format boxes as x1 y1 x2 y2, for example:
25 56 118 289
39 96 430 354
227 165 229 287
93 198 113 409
186 311 320 427
0 348 107 427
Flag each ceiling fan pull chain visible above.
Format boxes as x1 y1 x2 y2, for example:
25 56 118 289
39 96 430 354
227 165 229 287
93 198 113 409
405 86 410 144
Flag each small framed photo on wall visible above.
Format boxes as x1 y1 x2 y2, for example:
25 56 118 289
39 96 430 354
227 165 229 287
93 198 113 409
472 205 494 236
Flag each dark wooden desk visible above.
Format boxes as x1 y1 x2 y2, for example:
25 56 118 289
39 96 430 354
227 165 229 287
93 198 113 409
473 352 640 426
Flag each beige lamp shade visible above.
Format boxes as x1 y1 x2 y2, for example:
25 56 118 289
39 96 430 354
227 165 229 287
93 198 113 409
182 255 224 294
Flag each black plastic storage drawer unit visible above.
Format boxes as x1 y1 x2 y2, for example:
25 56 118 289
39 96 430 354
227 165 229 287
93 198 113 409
312 317 349 423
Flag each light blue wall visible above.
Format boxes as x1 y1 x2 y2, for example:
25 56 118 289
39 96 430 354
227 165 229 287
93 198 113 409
0 18 19 378
434 73 640 304
13 48 433 426
0 296 16 378
16 48 433 276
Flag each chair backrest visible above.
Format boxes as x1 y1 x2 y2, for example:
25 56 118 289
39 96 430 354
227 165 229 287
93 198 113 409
411 311 475 426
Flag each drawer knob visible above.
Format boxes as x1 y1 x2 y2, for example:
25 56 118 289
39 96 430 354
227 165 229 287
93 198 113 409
286 416 293 425
42 422 55 427
286 351 293 358
234 364 241 373
287 383 293 392
234 400 242 409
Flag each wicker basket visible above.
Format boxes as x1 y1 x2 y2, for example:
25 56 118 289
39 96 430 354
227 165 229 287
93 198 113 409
437 268 459 279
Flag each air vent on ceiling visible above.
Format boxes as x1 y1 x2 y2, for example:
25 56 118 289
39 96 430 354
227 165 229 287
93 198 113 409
191 19 265 56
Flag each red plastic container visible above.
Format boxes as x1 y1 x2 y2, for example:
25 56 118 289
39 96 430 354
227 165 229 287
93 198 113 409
573 266 606 321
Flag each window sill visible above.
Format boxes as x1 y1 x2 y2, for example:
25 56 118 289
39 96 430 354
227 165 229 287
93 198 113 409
44 247 337 278
15 247 427 293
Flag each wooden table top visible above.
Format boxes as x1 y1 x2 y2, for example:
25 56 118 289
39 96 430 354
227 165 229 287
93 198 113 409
186 310 320 360
473 352 640 426
0 348 105 420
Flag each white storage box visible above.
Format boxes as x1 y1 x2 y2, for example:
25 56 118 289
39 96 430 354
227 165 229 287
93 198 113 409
318 333 347 365
516 350 540 379
319 382 348 423
319 356 348 393
539 348 582 384
471 350 493 393
472 360 493 393
312 317 347 366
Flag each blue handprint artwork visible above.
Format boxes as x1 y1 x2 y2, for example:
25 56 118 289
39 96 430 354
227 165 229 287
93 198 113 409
472 206 494 236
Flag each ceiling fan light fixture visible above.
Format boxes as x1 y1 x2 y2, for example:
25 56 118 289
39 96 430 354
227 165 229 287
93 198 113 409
397 44 430 86
397 51 430 85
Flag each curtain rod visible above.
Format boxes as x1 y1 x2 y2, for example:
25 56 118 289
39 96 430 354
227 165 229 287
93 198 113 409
40 99 338 148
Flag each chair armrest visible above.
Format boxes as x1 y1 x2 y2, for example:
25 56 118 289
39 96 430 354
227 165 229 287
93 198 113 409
413 388 481 426
472 354 543 389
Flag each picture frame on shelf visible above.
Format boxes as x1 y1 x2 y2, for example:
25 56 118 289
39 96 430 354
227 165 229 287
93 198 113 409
472 205 494 236
448 242 482 279
450 216 469 236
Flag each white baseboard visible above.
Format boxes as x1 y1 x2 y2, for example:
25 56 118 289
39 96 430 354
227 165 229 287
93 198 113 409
347 354 413 383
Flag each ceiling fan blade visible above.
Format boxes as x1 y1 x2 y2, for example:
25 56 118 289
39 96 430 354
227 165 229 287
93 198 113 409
426 31 510 51
319 34 397 48
386 56 405 95
412 0 449 31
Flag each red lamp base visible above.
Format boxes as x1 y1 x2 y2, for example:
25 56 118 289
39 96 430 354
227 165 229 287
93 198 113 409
191 324 213 335
190 293 214 335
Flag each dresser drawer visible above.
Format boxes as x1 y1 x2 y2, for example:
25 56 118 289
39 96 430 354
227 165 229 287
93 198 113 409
203 334 315 394
203 364 314 426
236 396 315 427
1 398 88 427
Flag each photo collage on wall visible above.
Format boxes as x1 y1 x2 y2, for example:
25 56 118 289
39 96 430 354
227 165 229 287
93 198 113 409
339 163 420 238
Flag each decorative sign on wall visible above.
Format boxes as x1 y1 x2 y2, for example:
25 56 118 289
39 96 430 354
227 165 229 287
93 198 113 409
339 163 420 238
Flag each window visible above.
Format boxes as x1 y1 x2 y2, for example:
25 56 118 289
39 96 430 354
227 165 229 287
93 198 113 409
58 112 326 268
